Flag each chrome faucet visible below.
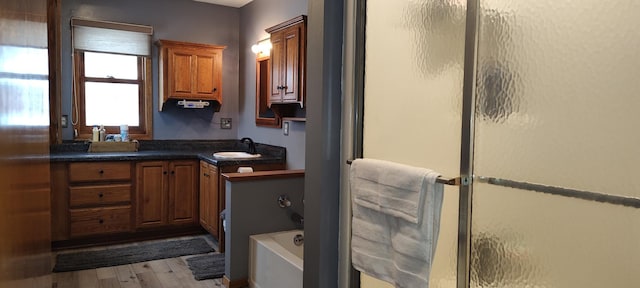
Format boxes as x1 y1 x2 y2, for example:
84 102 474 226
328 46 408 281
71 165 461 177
239 137 257 155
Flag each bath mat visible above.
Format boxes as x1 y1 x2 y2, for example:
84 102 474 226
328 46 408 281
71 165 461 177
53 238 214 272
186 253 225 280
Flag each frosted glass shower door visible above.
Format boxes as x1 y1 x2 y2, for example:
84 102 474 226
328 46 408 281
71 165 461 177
471 0 640 287
360 0 466 287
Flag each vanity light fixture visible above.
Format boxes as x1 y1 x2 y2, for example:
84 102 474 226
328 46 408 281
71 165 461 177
251 38 272 55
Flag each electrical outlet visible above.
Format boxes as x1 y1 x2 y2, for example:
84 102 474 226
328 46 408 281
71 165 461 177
61 115 68 128
283 121 289 136
220 118 232 129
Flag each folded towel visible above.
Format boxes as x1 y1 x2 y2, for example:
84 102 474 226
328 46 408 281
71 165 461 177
351 158 434 224
350 159 444 288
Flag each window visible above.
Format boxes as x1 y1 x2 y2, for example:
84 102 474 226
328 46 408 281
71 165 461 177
0 45 49 126
71 18 153 140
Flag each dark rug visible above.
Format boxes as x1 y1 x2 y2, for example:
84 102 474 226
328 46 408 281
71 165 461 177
185 253 225 280
53 238 214 272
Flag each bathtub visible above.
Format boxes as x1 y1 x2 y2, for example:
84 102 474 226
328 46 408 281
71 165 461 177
249 230 304 288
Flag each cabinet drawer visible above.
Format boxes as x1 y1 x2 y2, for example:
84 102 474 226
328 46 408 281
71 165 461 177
69 162 131 182
70 206 131 237
69 184 131 207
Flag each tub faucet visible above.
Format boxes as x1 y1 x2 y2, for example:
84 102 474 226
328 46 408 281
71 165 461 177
278 195 292 208
240 137 257 154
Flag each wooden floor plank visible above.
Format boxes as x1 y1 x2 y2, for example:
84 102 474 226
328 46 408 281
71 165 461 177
166 257 189 273
131 261 153 275
114 264 141 288
98 277 121 288
54 271 79 288
150 259 183 288
77 269 99 287
147 259 172 274
135 271 164 288
96 266 117 280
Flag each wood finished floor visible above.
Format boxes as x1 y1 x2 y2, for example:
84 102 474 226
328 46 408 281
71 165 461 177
51 235 225 288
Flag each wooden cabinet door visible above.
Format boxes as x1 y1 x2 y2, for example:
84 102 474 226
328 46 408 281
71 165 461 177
199 161 219 238
267 17 306 106
136 161 168 228
208 164 219 237
283 24 301 102
168 160 198 225
194 51 222 101
167 48 194 96
270 30 285 102
166 46 222 101
199 161 211 231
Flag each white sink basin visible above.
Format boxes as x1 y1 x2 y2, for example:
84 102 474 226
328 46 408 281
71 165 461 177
213 152 261 159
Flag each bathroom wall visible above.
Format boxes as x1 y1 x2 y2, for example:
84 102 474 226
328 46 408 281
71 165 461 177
223 172 305 282
238 0 308 169
60 0 240 140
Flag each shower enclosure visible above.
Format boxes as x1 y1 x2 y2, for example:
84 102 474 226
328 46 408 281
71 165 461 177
341 0 640 287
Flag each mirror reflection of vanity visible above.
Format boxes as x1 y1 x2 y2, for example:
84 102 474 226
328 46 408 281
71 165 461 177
255 53 281 128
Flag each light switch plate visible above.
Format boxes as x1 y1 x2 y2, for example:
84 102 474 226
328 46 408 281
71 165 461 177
61 115 68 128
283 121 289 136
221 118 232 129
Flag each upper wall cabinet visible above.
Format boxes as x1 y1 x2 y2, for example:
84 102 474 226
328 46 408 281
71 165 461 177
158 40 226 111
266 15 307 108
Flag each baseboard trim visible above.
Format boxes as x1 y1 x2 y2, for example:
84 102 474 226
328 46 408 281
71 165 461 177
223 275 248 288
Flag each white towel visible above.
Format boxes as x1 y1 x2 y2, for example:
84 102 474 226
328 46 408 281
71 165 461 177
351 158 433 224
350 158 444 288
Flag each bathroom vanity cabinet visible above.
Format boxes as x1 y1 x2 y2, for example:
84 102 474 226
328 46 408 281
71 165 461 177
67 162 133 238
51 159 201 249
199 161 219 238
49 144 286 250
199 161 286 252
158 39 225 111
136 160 199 228
51 161 134 241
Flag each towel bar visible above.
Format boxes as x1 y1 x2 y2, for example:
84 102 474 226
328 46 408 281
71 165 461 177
346 159 462 186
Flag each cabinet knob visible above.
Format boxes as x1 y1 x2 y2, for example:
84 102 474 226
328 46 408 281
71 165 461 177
99 169 104 174
98 193 104 198
163 171 168 175
213 88 217 92
171 171 175 175
203 173 209 177
98 219 104 224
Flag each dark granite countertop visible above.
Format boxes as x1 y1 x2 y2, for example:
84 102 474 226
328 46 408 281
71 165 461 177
49 140 286 167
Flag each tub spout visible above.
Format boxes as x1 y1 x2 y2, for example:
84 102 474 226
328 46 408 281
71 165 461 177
293 234 304 246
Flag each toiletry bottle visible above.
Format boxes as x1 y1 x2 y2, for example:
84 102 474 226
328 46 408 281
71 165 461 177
120 124 129 142
99 125 105 142
92 126 99 142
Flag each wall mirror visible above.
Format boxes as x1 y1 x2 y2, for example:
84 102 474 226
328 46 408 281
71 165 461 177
255 54 281 127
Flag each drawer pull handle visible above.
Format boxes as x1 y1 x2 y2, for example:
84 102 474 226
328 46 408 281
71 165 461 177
98 219 104 224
